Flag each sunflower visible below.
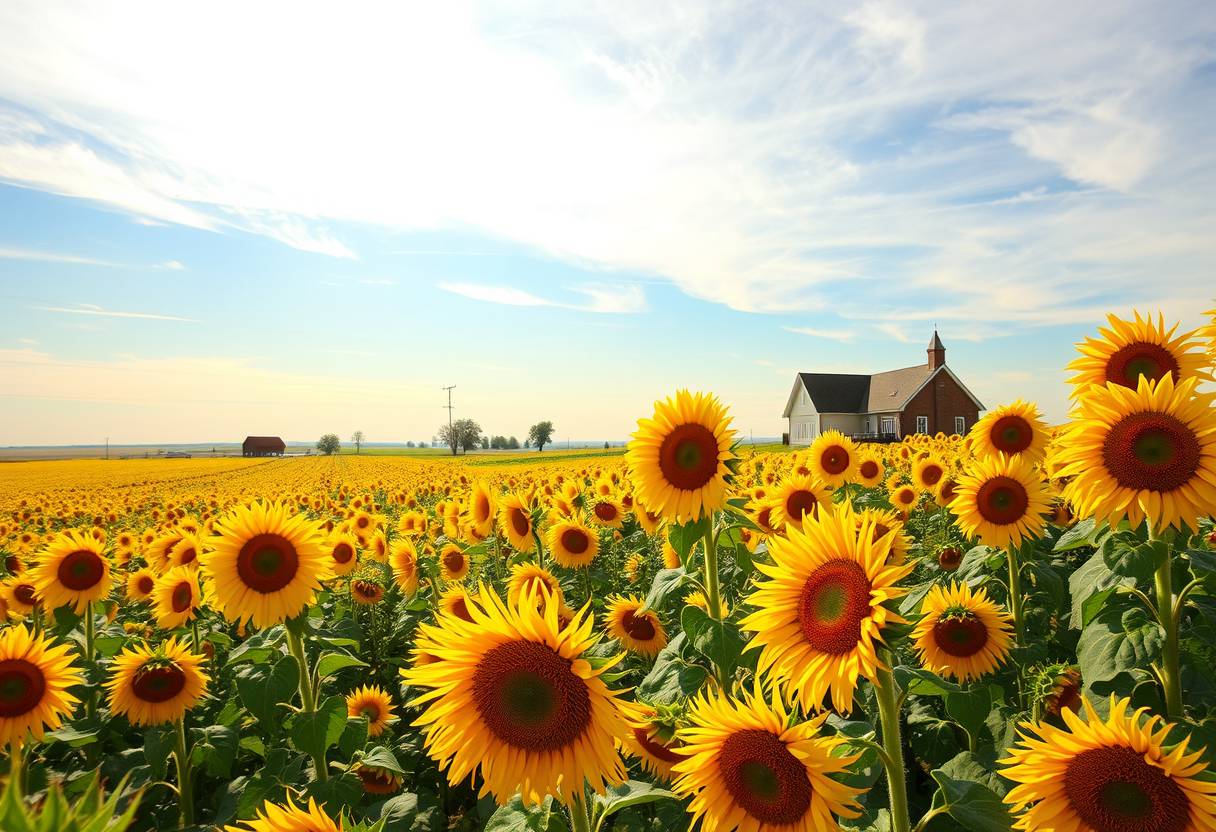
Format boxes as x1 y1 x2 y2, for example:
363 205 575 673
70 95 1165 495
855 508 910 565
769 475 833 530
808 431 860 488
499 493 536 553
685 589 730 617
1052 374 1216 532
673 684 863 832
106 637 208 726
202 501 330 629
403 583 628 806
912 582 1012 682
636 506 663 536
439 543 470 583
351 579 384 605
123 568 156 603
1067 310 1211 395
548 520 599 569
912 455 948 492
30 529 113 613
742 507 911 713
346 684 397 737
604 595 667 657
627 389 736 523
0 624 82 747
1 577 39 618
151 566 203 630
223 797 341 832
439 585 480 622
969 400 1049 463
662 540 682 569
1002 696 1216 832
389 538 419 597
325 532 359 577
935 474 961 507
468 481 497 537
950 454 1050 549
168 531 204 569
355 762 403 794
624 552 645 584
590 497 624 529
621 702 686 780
856 453 884 487
507 562 563 609
890 483 919 517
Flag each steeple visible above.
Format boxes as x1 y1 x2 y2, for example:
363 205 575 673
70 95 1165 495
927 330 945 370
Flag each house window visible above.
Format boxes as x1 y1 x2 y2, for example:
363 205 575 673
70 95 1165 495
954 416 966 435
801 388 808 406
916 416 928 434
880 416 896 436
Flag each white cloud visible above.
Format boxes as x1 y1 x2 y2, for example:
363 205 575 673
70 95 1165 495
160 259 185 270
783 326 857 342
0 246 115 266
437 281 645 314
32 303 195 322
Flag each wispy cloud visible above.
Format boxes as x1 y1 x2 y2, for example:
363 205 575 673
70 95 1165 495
437 282 646 314
32 303 195 322
1 246 188 271
783 326 857 342
357 278 396 286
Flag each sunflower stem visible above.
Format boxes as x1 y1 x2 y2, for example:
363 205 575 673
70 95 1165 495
173 717 194 827
874 656 911 832
8 742 23 799
83 601 97 718
285 623 329 782
1005 545 1027 707
1153 540 1183 719
191 619 202 658
700 518 729 690
569 788 592 832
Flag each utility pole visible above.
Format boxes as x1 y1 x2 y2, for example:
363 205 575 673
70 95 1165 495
442 385 456 453
105 437 109 460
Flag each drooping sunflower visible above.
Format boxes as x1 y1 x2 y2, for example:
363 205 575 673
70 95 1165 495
499 493 536 553
1052 374 1216 532
351 578 384 605
106 637 208 726
223 797 341 832
0 624 82 746
854 508 910 565
30 529 113 613
912 455 948 492
346 684 397 737
626 389 736 523
468 481 497 538
1067 310 1212 395
389 538 419 597
439 543 470 583
506 562 563 609
742 507 912 713
325 532 359 577
548 520 599 569
202 500 330 629
950 454 1050 549
808 431 860 488
912 581 1012 682
673 684 863 832
856 453 884 487
621 702 686 781
404 583 629 806
969 400 1049 463
355 762 403 794
604 595 667 657
151 566 203 630
769 475 833 531
1002 696 1216 832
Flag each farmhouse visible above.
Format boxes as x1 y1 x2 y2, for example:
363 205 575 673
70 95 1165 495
242 436 286 457
782 331 983 444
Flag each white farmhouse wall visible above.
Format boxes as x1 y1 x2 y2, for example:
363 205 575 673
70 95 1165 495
787 380 819 445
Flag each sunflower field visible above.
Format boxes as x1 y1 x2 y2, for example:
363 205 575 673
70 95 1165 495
3 309 1216 832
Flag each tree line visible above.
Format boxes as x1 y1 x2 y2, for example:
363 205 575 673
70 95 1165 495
313 421 555 456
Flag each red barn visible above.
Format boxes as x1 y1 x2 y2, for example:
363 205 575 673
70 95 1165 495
242 436 286 457
782 331 983 443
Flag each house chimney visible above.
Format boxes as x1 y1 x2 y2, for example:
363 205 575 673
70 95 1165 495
927 330 945 370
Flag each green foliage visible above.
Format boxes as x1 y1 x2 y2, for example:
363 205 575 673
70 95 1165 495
0 773 141 832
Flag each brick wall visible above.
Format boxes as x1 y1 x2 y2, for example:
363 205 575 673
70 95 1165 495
898 368 980 436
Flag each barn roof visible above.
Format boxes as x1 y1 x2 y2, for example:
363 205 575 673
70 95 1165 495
243 435 285 447
786 363 982 416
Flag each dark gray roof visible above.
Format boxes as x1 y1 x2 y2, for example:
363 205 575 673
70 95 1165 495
797 373 871 412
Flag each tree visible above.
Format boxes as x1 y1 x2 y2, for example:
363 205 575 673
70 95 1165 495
508 436 520 449
317 433 341 455
405 440 415 448
351 430 365 454
481 435 490 450
438 419 483 455
528 421 555 452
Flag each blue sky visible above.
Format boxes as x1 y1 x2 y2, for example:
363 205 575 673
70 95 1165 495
2 1 1214 444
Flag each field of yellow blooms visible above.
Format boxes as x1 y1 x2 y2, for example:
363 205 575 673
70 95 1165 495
3 309 1216 832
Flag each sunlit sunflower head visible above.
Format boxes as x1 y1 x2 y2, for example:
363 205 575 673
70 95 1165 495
0 624 82 747
387 538 419 597
168 531 204 570
808 431 860 487
436 543 470 583
202 500 330 629
548 520 599 569
770 474 834 531
673 683 864 832
325 532 359 577
635 505 663 536
468 481 497 537
686 589 729 618
30 529 113 614
1052 374 1216 533
746 499 782 537
935 474 961 508
346 684 397 737
404 583 629 807
912 455 949 492
106 636 208 726
969 400 1050 463
662 540 682 569
620 701 687 781
741 506 912 713
912 581 1012 683
1067 310 1212 396
626 389 736 524
855 452 884 487
1002 696 1216 832
151 565 203 630
889 483 920 517
2 577 40 617
355 762 403 795
949 454 1050 549
223 796 342 832
507 562 563 609
351 578 384 605
438 585 482 622
499 493 537 553
589 497 624 529
604 595 667 657
855 507 910 565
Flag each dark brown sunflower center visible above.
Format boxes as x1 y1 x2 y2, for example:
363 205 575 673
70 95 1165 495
236 533 300 593
621 609 657 641
14 583 38 605
990 415 1033 454
975 477 1029 525
177 547 197 565
920 464 944 486
872 523 891 543
509 507 531 538
1102 411 1201 493
718 728 812 825
58 549 104 591
939 479 958 502
132 664 187 703
360 704 380 721
171 582 193 613
476 496 491 522
932 613 989 657
443 549 466 574
0 658 46 717
1063 745 1189 832
594 502 618 522
1105 342 1180 388
561 529 590 555
634 725 685 763
449 596 474 622
798 559 873 655
819 445 850 476
938 547 962 570
859 460 880 480
332 542 354 564
784 490 819 523
472 639 591 751
658 423 719 491
5 555 21 573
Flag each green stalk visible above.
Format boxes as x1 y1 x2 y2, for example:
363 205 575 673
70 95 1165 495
8 742 22 799
285 624 329 782
1153 543 1183 719
701 519 729 689
1006 546 1025 645
174 718 194 827
84 601 96 718
875 656 911 832
569 789 592 832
